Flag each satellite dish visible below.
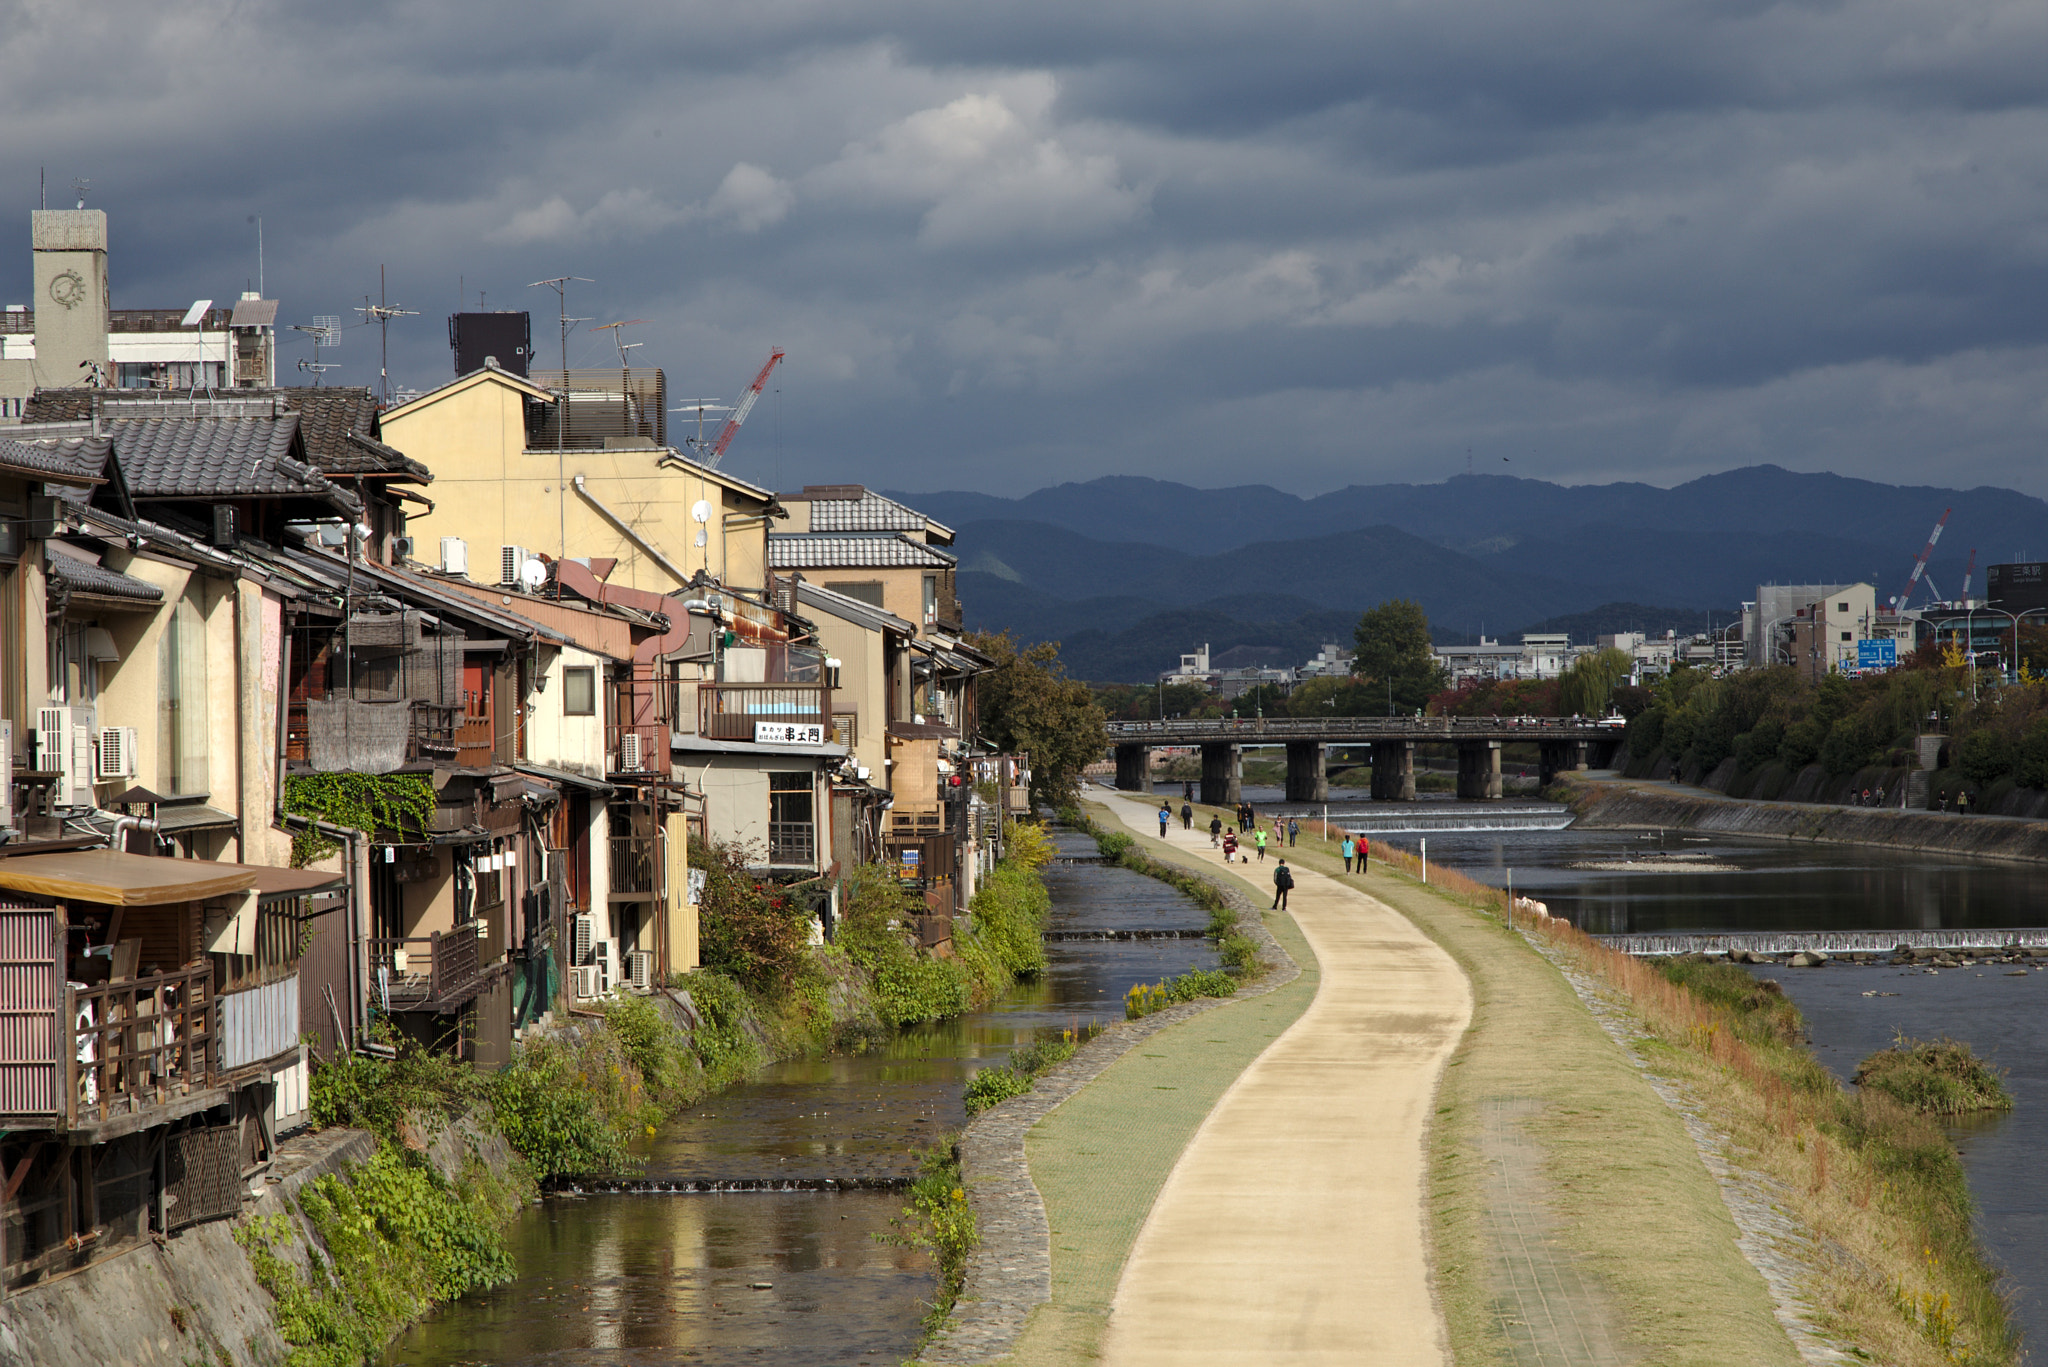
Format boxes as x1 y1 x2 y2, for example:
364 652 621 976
181 299 214 328
691 500 712 524
520 558 548 591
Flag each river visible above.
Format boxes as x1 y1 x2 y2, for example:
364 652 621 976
1219 781 2048 1347
382 826 1220 1366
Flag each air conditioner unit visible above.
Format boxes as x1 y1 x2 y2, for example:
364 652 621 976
569 965 603 1000
95 726 138 780
36 705 93 806
500 544 532 587
440 537 468 576
626 950 654 992
573 913 594 966
618 732 644 771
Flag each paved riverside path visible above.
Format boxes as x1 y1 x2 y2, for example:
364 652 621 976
1093 794 1472 1366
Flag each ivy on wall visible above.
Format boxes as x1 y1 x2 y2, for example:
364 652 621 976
281 773 438 866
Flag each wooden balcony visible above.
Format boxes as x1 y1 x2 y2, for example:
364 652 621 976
697 684 828 743
0 962 217 1135
366 929 484 1015
609 835 657 898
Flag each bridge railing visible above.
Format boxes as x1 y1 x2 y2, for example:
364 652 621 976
1103 716 1626 739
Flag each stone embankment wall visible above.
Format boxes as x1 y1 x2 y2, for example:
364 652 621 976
0 1127 379 1367
1564 774 2048 864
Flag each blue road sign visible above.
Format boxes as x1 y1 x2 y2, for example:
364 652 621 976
1857 638 1898 670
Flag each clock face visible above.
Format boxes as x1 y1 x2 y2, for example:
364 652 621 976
48 269 86 310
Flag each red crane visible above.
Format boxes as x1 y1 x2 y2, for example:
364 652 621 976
1895 508 1950 611
1960 548 1979 605
690 348 785 470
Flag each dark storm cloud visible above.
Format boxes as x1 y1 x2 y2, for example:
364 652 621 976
4 0 2048 495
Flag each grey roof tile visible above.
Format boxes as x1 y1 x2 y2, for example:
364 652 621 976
805 489 928 533
769 533 957 569
106 416 359 511
0 435 112 485
20 386 426 481
46 555 164 602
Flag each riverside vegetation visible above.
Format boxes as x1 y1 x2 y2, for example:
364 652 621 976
1263 813 2018 1366
243 827 1058 1366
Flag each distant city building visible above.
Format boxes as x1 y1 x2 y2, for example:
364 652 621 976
1297 643 1353 679
1162 643 1218 688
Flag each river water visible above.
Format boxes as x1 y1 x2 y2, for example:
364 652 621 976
383 829 1220 1367
1222 782 2048 1348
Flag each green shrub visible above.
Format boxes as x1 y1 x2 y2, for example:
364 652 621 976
600 991 694 1111
880 1144 977 1333
872 955 970 1028
1855 1035 2013 1116
1219 932 1260 974
1957 730 2015 786
1126 968 1237 1019
672 968 762 1086
692 838 812 994
963 1066 1033 1115
487 1039 637 1179
308 1043 481 1141
1654 958 1806 1046
1096 829 1136 861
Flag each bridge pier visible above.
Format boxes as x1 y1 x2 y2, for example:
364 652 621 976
1285 742 1328 802
1456 739 1503 800
1370 740 1415 802
1114 743 1151 792
1200 743 1241 807
1538 738 1595 786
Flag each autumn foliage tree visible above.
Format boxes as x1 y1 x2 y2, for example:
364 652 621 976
968 631 1109 806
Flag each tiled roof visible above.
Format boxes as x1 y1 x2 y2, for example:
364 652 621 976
46 555 164 602
769 533 957 570
0 435 113 485
20 387 426 481
794 579 917 635
805 489 928 534
106 417 359 511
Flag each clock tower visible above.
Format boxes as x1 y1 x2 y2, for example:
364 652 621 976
30 209 110 386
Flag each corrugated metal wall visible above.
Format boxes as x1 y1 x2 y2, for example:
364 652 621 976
218 975 298 1072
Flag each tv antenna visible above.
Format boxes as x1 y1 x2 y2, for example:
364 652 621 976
680 348 784 469
670 398 732 449
72 178 90 210
355 266 418 406
528 275 593 375
290 316 341 386
590 319 649 367
181 299 214 397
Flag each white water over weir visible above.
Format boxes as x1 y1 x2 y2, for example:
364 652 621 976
1599 928 2048 956
1340 804 1574 834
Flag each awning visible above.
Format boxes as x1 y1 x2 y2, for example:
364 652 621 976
153 803 238 835
245 866 347 905
515 762 614 795
672 734 849 760
0 851 260 906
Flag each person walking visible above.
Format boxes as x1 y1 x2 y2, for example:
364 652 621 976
1222 829 1239 863
1341 835 1356 872
1159 803 1172 837
1357 834 1370 874
1287 816 1299 847
1209 814 1223 846
1272 858 1294 910
1181 802 1194 830
1959 790 1971 816
1253 827 1269 861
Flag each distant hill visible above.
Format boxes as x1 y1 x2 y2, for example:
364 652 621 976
911 466 2048 681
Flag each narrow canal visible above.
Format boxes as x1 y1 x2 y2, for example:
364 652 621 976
382 824 1221 1366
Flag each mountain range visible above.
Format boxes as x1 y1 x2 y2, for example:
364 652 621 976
888 466 2048 682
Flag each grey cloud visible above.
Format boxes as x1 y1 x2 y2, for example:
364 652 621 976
3 0 2047 499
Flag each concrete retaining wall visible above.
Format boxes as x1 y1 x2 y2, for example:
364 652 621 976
1563 775 2048 864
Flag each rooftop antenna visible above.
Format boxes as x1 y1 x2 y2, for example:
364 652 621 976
290 316 340 386
356 265 417 406
181 299 214 398
590 319 649 367
247 215 264 295
72 178 90 210
670 398 732 450
527 275 593 376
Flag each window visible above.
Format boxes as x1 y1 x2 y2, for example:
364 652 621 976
1837 603 1849 613
157 584 209 795
824 580 885 608
832 713 858 749
563 665 596 716
1840 631 1853 642
923 575 937 624
768 771 815 866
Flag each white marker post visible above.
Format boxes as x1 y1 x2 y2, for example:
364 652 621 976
1507 867 1515 930
1420 837 1428 885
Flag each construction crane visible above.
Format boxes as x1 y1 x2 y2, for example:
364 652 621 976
1894 508 1950 611
685 348 784 469
1960 548 1979 606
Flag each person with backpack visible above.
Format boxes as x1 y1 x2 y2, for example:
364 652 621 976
1341 835 1356 872
1181 802 1194 830
1357 834 1370 873
1287 816 1300 847
1272 858 1294 910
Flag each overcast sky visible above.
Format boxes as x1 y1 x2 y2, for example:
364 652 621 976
6 0 2048 498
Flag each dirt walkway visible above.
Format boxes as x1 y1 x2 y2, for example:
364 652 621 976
1094 795 1471 1366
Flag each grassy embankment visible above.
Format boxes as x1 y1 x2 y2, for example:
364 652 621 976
245 834 1060 1367
1268 806 2018 1367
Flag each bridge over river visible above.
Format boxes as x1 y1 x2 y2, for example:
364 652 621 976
1103 716 1626 805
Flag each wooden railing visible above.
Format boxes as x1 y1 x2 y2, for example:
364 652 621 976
367 929 484 1014
68 966 215 1128
697 684 828 742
